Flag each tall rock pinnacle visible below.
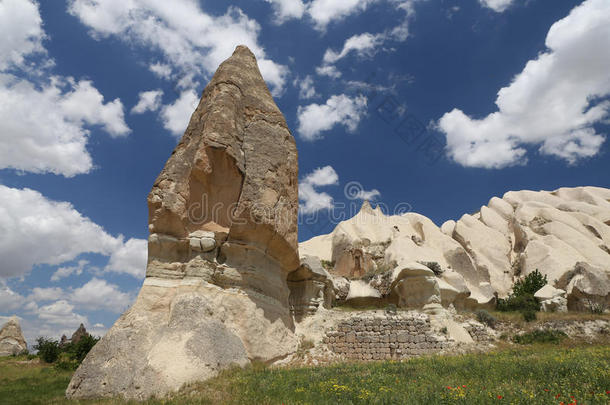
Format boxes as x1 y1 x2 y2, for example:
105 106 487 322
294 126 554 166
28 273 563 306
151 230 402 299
66 46 300 400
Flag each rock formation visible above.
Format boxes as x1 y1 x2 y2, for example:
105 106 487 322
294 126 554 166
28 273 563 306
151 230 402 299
0 316 27 356
70 324 89 345
67 45 299 400
299 186 610 313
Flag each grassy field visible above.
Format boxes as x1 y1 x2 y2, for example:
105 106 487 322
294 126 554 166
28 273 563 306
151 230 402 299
1 345 609 404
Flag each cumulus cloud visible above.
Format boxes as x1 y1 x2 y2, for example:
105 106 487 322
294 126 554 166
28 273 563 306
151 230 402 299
479 0 514 12
68 0 288 96
27 287 64 303
160 89 199 136
36 300 88 327
105 238 148 278
299 166 339 214
0 283 25 312
438 0 610 168
355 188 381 201
308 0 380 30
297 94 367 140
0 185 147 279
70 278 134 313
294 75 316 99
0 0 130 177
0 0 45 70
131 89 164 114
51 260 88 282
315 65 342 79
265 0 306 23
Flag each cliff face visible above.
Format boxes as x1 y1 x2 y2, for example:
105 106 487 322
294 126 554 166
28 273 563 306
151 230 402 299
300 187 610 312
67 46 300 400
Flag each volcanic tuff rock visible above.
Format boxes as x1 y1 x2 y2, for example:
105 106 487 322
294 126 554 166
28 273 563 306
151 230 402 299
299 187 610 313
67 46 299 400
0 316 27 356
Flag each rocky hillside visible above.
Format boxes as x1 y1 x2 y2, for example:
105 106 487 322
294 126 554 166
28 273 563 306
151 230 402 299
299 186 610 312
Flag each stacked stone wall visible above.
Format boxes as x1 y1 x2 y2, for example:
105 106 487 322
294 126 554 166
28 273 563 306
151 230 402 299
323 314 450 361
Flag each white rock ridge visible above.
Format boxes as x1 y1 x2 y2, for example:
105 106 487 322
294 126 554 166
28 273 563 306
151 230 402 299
299 187 610 311
0 316 27 357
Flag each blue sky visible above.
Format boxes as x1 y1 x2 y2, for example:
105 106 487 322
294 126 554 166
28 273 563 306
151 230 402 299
1 0 608 344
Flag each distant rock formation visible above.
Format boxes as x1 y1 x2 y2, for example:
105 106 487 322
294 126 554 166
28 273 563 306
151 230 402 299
300 187 610 313
67 45 299 400
60 324 89 348
0 316 27 356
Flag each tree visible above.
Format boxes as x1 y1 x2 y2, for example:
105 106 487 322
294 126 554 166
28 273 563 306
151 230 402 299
34 337 61 363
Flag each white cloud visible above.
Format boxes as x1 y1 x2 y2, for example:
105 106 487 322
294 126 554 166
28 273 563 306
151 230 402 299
297 94 367 140
438 0 610 168
316 2 417 75
51 260 88 282
28 287 64 303
315 65 342 79
299 166 339 214
479 0 514 12
105 238 148 278
131 89 163 114
265 0 306 23
68 0 288 96
160 89 199 136
149 62 172 79
308 0 379 30
355 188 381 200
37 300 88 327
0 0 45 70
70 278 133 313
0 185 147 279
323 32 384 64
0 283 25 312
0 0 130 177
294 75 316 99
0 75 130 176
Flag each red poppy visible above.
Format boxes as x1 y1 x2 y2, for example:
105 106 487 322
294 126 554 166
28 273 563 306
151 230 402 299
556 394 561 398
462 385 467 388
606 390 610 395
497 395 503 399
447 386 452 390
544 389 549 392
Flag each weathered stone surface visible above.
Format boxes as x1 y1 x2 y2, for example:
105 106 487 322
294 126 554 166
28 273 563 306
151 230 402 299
70 324 89 345
67 46 299 400
288 256 334 321
299 186 610 312
0 316 27 357
391 263 441 308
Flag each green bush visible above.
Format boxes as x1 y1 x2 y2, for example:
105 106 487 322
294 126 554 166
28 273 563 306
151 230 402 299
475 309 497 328
522 310 537 322
512 269 547 297
497 269 548 313
33 337 61 363
512 329 567 344
497 293 540 312
71 334 100 363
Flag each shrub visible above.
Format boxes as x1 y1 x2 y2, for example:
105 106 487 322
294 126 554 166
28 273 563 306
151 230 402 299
475 309 497 328
62 334 99 364
512 269 547 297
34 337 61 363
497 294 540 312
512 329 567 344
522 310 537 322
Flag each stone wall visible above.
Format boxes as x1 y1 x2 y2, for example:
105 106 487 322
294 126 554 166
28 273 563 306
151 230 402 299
322 313 451 361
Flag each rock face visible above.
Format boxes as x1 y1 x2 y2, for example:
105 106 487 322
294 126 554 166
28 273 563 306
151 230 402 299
299 187 610 313
287 256 334 321
70 324 89 345
0 316 27 356
67 46 299 400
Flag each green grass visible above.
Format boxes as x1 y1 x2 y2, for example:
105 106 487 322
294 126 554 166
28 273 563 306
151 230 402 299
1 346 610 404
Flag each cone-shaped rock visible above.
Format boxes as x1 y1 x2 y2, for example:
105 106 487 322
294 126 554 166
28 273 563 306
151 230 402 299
0 316 27 356
66 46 299 400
